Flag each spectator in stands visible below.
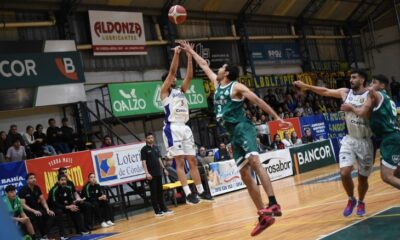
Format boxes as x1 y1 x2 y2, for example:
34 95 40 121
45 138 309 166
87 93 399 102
165 158 179 182
57 167 93 230
317 100 328 113
2 185 35 239
6 124 25 150
101 135 114 148
214 143 230 162
141 133 172 216
46 118 70 154
61 118 74 152
281 131 293 148
291 131 302 145
285 94 297 113
303 102 313 116
270 134 285 150
48 174 89 238
23 126 43 158
263 89 279 109
302 128 315 144
6 139 26 162
19 173 55 239
81 173 114 228
256 137 267 153
33 124 56 156
390 76 400 102
295 102 305 116
197 146 213 165
0 131 7 163
256 115 270 146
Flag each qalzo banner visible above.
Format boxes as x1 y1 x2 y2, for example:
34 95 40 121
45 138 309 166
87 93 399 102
91 143 146 186
89 10 147 56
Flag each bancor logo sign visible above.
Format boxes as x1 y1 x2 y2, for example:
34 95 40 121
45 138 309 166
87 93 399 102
290 140 336 174
0 59 37 78
113 88 147 112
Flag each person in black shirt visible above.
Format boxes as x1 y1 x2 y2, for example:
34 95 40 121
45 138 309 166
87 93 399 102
61 118 75 152
141 133 172 216
6 124 26 150
34 124 57 156
19 173 55 239
47 118 70 154
301 128 315 144
58 167 94 230
48 174 89 238
81 173 115 228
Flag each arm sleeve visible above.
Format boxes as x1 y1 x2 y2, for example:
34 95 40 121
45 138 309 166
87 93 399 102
140 148 147 161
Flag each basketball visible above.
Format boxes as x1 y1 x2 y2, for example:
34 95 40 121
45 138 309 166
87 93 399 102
168 5 187 25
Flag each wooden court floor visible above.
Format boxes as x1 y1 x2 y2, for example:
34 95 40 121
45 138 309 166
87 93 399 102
95 162 400 240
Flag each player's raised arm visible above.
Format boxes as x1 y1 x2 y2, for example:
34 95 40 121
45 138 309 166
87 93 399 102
179 40 218 88
161 46 181 100
234 83 292 128
294 80 349 100
341 89 381 118
179 40 194 93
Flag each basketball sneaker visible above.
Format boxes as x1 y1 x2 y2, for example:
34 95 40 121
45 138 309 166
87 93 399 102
258 204 282 217
162 209 174 215
250 215 275 237
186 193 200 205
155 211 165 217
343 197 357 217
198 192 214 201
356 201 366 217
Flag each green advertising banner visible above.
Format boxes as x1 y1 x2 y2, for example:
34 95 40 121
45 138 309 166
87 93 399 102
108 79 208 117
290 139 336 174
0 51 85 89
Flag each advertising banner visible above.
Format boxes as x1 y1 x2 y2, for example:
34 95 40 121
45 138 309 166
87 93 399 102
193 41 233 78
254 74 296 88
249 42 301 65
91 143 146 186
108 80 208 117
0 161 27 196
260 149 293 181
268 117 302 140
25 151 94 198
0 51 85 89
311 61 350 72
89 10 147 56
207 160 246 197
299 114 328 140
290 139 336 174
323 112 347 139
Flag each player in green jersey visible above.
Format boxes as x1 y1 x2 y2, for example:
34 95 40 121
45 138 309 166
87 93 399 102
179 41 292 237
341 74 400 190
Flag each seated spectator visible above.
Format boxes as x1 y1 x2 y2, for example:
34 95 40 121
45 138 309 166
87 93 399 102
48 174 89 238
61 118 75 152
23 126 43 158
81 173 114 228
0 131 7 163
291 131 303 145
19 173 56 239
304 102 314 116
295 102 305 116
33 124 56 156
214 143 230 162
302 128 315 144
6 139 26 162
256 137 267 153
57 167 93 230
285 94 297 113
256 116 270 146
281 131 293 148
6 124 25 150
165 158 179 183
46 118 70 154
2 185 35 239
101 135 115 148
270 134 285 150
196 146 213 165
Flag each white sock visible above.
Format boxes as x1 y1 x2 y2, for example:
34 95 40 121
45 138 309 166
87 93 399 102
196 184 204 194
183 185 191 196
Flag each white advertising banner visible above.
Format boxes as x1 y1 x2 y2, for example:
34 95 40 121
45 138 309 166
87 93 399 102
208 160 246 197
89 10 147 56
91 143 146 186
260 149 293 181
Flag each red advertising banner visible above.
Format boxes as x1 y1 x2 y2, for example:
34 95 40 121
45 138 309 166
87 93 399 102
25 151 94 198
268 117 302 140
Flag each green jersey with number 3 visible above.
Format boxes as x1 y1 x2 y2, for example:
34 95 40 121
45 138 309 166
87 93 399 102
369 90 400 138
214 81 248 129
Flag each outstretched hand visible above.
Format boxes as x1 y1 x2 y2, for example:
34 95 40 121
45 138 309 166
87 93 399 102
277 118 292 128
177 40 194 56
293 80 307 89
172 46 181 55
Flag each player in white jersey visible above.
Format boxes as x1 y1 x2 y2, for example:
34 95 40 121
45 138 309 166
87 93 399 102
160 41 212 204
294 70 373 217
